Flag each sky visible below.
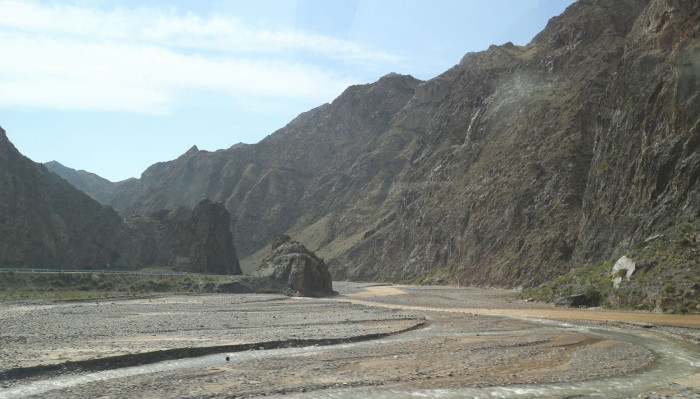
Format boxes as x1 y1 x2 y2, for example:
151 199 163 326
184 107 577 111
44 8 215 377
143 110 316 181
1 0 574 182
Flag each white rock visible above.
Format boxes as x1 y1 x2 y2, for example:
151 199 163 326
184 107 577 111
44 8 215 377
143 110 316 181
612 256 636 288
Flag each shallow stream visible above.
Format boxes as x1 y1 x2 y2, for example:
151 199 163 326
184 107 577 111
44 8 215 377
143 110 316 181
1 316 698 399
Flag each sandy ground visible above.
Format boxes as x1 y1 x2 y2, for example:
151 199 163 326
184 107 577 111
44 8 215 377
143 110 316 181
0 293 421 374
0 283 699 398
343 284 700 328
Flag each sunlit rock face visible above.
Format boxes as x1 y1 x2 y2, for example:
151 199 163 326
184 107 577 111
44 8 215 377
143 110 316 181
256 235 334 297
612 256 636 289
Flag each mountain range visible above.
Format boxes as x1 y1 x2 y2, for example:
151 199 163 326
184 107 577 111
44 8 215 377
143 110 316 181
1 127 239 274
9 0 699 288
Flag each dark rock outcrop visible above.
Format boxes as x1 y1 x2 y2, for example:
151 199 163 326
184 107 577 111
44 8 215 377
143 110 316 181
553 294 590 307
255 236 334 296
122 200 241 274
190 200 241 275
61 0 699 288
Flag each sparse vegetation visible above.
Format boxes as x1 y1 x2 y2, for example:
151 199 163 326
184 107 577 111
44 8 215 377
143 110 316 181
0 272 230 302
519 260 615 307
519 218 700 313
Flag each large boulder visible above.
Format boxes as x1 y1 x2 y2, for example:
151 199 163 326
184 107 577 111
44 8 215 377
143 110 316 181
553 293 589 308
256 235 334 297
612 256 636 289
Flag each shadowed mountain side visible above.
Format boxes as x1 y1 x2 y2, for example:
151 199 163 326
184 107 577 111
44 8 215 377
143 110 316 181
63 0 699 287
121 200 241 275
0 128 240 273
0 127 124 268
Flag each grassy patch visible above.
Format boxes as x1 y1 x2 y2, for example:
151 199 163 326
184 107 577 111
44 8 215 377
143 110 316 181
0 272 230 302
519 260 614 307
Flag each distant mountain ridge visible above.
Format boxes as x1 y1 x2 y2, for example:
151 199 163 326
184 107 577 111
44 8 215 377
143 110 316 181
44 161 134 204
50 0 700 287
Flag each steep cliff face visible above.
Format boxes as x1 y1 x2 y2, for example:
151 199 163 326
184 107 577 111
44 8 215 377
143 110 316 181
337 0 656 285
338 0 700 286
1 129 240 273
0 127 124 268
122 200 241 274
574 0 700 262
75 0 697 287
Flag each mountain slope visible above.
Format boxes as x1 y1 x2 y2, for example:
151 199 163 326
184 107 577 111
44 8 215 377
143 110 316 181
107 74 421 260
0 128 240 273
0 127 124 268
88 0 698 287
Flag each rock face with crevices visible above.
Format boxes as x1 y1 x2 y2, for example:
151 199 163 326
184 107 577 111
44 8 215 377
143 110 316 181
122 200 241 274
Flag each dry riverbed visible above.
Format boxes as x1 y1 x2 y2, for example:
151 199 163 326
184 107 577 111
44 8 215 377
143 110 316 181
0 283 699 398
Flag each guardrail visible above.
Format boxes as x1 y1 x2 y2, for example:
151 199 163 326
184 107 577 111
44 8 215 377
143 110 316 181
0 268 189 276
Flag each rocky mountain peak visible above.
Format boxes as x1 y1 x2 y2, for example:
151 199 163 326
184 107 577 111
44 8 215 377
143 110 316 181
531 0 646 50
377 72 421 85
0 126 16 156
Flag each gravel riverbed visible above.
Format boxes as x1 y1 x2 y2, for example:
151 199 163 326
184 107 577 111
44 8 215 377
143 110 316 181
0 282 698 398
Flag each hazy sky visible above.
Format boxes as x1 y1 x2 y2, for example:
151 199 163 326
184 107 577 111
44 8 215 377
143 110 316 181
1 0 574 181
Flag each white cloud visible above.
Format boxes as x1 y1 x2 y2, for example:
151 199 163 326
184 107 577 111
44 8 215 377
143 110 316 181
0 0 397 114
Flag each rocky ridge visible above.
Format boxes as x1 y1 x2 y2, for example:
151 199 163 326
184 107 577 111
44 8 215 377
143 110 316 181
54 0 699 288
44 161 132 204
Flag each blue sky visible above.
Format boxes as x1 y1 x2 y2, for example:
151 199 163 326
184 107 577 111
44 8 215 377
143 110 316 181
1 0 574 182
